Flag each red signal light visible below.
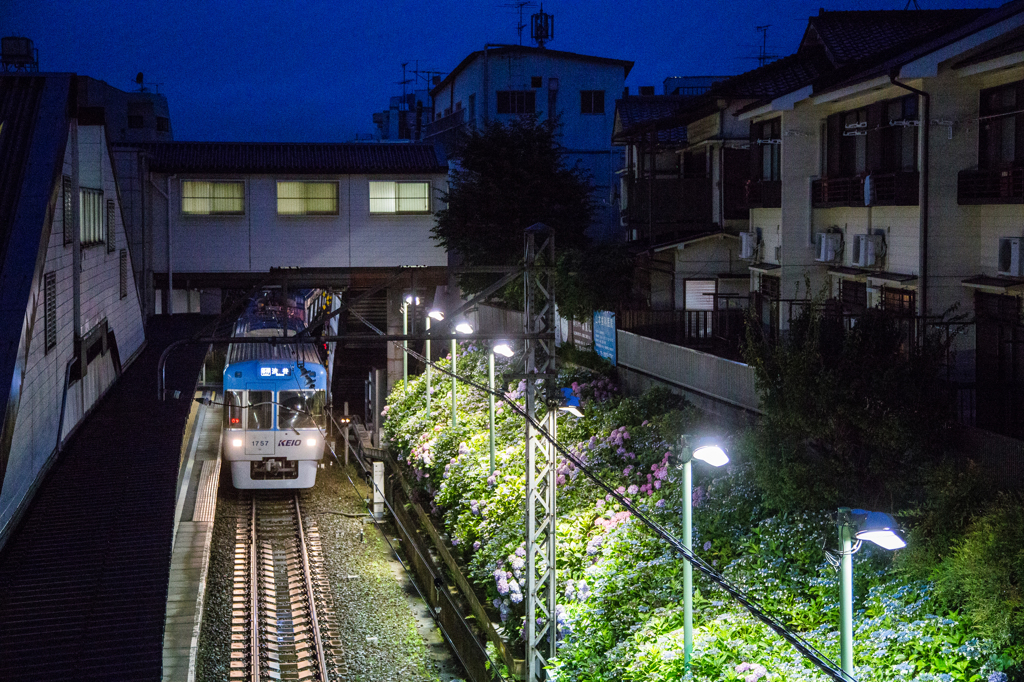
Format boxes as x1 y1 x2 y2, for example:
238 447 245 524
231 417 240 424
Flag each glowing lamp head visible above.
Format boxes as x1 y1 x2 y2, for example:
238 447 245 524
493 342 514 358
851 510 906 550
455 321 474 334
232 438 243 447
404 295 420 305
558 387 584 417
692 444 729 468
428 309 445 321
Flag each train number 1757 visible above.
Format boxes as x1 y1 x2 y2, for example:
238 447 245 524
250 440 269 447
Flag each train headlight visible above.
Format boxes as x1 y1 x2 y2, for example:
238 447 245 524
232 438 243 447
306 438 317 447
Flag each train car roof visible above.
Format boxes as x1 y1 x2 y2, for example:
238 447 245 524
226 340 323 367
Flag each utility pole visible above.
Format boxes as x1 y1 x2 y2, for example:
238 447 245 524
523 223 557 680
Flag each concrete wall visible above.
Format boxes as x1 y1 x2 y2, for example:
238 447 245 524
0 123 146 543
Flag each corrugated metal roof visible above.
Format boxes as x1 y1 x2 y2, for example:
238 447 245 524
141 141 448 174
226 339 323 367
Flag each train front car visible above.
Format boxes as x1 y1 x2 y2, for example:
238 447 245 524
222 342 328 488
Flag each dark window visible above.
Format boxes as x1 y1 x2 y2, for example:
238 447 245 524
63 175 72 246
979 81 1024 168
841 108 868 175
580 90 605 114
106 199 116 252
750 118 781 181
247 390 273 430
760 274 781 300
881 95 918 173
127 115 144 129
119 249 128 299
531 76 542 88
840 280 867 312
156 116 170 132
496 90 535 114
44 272 57 353
224 391 244 429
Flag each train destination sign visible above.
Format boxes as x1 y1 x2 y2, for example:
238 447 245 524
260 367 291 377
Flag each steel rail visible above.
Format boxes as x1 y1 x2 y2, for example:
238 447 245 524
250 497 259 682
293 494 330 682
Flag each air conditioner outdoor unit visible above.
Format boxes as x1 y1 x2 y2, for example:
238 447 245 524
998 237 1024 276
740 231 759 259
852 234 885 268
815 232 842 263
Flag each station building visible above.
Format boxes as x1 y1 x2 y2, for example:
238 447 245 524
0 74 147 545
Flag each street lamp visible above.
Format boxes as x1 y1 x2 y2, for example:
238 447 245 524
451 316 473 428
402 294 420 383
425 306 444 416
488 341 514 474
836 508 905 679
678 435 730 668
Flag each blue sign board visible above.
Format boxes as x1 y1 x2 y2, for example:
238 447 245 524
593 311 616 365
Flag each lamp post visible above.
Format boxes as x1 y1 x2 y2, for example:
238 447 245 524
402 295 420 384
836 508 905 679
451 317 473 428
489 342 514 474
678 436 730 668
426 307 444 416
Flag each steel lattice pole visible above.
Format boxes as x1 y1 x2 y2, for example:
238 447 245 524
524 225 557 681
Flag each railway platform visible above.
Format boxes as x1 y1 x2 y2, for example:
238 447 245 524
0 315 211 681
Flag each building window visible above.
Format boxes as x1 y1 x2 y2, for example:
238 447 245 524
127 115 144 129
80 188 104 246
751 118 781 181
276 181 339 215
882 95 918 173
531 76 542 88
106 199 116 252
979 81 1024 168
156 116 170 132
580 90 605 114
684 280 716 311
368 181 431 214
63 175 73 246
181 180 245 215
760 274 781 299
119 249 128 299
44 271 57 353
882 288 916 314
496 90 535 114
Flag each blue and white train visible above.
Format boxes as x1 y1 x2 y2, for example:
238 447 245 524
222 289 334 489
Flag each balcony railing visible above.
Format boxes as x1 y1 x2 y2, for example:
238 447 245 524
811 172 919 207
745 179 781 208
423 109 465 141
616 305 747 358
958 167 1024 204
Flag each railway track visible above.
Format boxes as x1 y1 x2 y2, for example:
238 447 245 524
230 493 344 681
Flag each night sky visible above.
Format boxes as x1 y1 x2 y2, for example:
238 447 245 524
3 0 999 142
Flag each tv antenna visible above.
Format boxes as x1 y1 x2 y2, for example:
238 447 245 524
134 72 162 93
531 3 554 48
904 0 922 8
755 25 778 67
502 1 537 45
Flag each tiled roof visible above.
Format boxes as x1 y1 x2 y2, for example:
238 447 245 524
802 8 990 66
140 142 448 174
613 95 694 143
714 47 833 102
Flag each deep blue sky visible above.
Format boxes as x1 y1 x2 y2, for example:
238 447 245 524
3 0 999 141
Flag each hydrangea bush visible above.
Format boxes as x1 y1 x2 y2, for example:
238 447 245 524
382 344 1015 681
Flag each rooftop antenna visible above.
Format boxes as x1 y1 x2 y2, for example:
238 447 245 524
133 72 162 93
502 1 537 45
399 62 412 109
755 25 778 67
904 0 921 8
531 3 554 48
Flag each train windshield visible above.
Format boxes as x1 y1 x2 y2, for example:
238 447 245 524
278 390 326 430
247 391 274 430
224 391 243 429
